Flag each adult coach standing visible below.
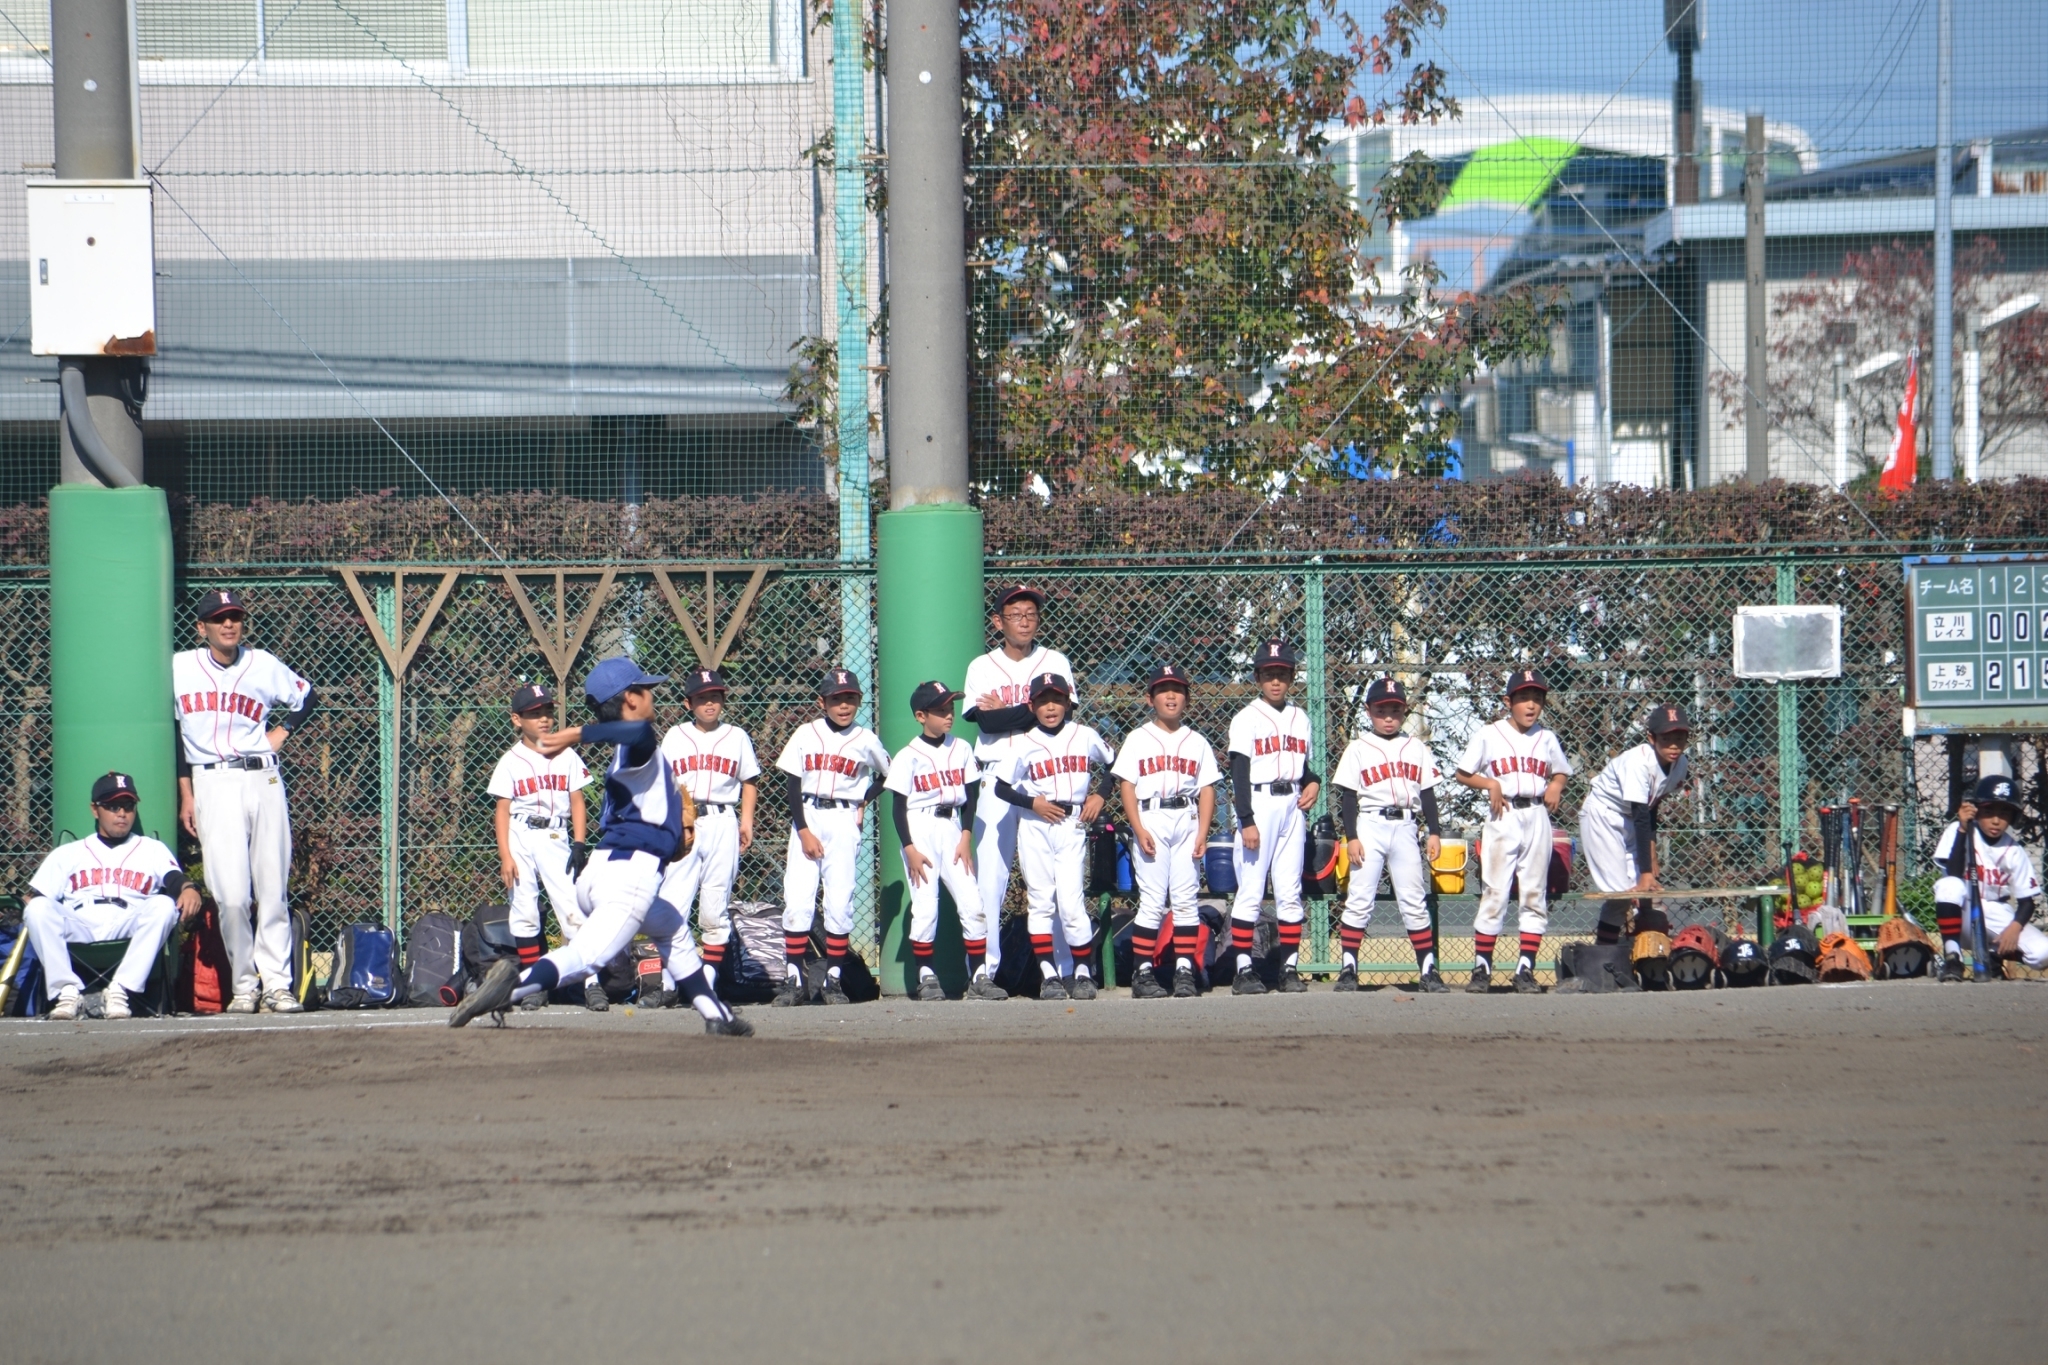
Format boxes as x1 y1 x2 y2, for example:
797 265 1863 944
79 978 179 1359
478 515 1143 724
963 586 1077 974
173 590 317 1014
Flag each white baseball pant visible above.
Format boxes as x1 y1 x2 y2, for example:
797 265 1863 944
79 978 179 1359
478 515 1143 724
972 797 1018 971
902 808 983 947
540 849 705 987
1935 879 2048 969
1474 804 1552 938
1341 813 1430 933
1232 794 1305 926
1131 807 1201 933
1018 815 1094 949
191 764 294 998
507 822 584 942
23 895 179 997
1579 799 1643 936
783 805 862 938
661 807 741 949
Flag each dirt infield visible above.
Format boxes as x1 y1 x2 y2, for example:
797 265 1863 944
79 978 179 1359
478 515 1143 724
4 982 2044 1364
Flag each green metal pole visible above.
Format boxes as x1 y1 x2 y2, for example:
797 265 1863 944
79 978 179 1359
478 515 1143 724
875 505 985 995
1304 569 1331 971
48 487 174 846
377 582 400 936
1776 558 1799 858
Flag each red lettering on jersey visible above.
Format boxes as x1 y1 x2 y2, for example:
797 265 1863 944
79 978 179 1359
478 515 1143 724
1026 755 1093 780
1356 760 1423 787
804 753 863 777
913 769 966 793
1487 755 1552 778
669 754 739 780
512 773 571 798
1137 755 1200 778
179 690 267 722
1253 735 1308 757
69 865 159 896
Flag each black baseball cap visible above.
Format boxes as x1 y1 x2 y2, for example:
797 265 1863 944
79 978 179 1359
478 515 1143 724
994 585 1047 613
910 680 964 713
195 588 246 620
1253 639 1297 672
683 668 728 700
1365 678 1409 707
91 771 139 805
510 683 555 714
1647 704 1691 735
1973 774 2020 813
1029 672 1072 701
1504 668 1550 697
1146 664 1190 694
818 668 862 699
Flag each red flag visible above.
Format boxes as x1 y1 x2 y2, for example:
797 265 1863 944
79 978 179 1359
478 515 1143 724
1879 347 1919 494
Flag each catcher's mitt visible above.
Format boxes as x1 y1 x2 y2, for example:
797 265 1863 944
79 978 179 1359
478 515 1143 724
1630 929 1673 989
1668 924 1725 989
680 789 698 855
1816 931 1873 983
1876 914 1934 979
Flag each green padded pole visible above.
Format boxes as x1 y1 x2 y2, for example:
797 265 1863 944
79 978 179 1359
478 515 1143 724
49 486 175 846
875 504 985 995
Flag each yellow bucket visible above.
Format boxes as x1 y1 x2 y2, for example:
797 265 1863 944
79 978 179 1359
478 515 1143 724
1430 839 1469 894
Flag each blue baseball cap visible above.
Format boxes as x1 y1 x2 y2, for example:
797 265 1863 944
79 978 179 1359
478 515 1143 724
583 656 668 704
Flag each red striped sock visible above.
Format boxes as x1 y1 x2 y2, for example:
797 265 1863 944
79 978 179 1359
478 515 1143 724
1172 928 1199 965
1230 920 1257 954
515 935 543 967
784 932 810 964
825 933 851 971
963 937 987 970
700 942 726 969
1131 928 1160 962
1474 932 1497 968
1338 925 1365 960
1029 933 1055 963
1519 932 1543 969
911 938 934 960
1277 921 1303 952
1407 927 1435 967
1936 908 1963 948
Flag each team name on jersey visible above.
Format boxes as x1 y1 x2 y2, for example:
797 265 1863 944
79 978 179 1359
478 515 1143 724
914 768 967 793
177 690 267 721
1356 759 1424 787
805 752 869 777
68 865 160 896
986 682 1036 707
670 754 741 779
1026 754 1093 780
1138 755 1202 779
1972 860 2015 891
1487 755 1552 778
1253 735 1308 757
510 773 572 798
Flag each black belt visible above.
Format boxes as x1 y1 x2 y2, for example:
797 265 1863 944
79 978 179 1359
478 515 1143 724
195 755 275 772
697 802 735 815
1373 806 1412 819
1508 796 1540 809
1141 796 1193 810
1046 801 1078 815
524 816 566 830
1254 781 1295 795
803 796 861 809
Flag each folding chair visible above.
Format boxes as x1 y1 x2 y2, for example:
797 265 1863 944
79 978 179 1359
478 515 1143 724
65 935 180 1017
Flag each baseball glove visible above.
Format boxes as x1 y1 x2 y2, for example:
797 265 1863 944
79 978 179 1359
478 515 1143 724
680 789 697 855
1875 914 1934 979
1816 931 1873 982
1630 929 1673 989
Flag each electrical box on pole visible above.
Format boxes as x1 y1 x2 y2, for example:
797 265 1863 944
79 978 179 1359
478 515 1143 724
27 179 156 356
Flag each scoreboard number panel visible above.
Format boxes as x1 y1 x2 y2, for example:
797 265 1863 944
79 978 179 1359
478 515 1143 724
1905 555 2048 717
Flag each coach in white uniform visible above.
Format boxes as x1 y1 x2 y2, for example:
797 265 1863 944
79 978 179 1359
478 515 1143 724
24 772 201 1020
1225 638 1320 994
1454 668 1571 995
1331 678 1448 993
659 668 761 990
173 589 316 1014
1579 705 1691 944
1113 664 1219 999
963 586 1077 974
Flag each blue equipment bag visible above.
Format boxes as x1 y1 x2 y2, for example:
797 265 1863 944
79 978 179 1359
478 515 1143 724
325 923 405 1008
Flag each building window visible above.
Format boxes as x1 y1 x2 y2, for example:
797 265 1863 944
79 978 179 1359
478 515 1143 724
468 0 775 73
138 1 446 63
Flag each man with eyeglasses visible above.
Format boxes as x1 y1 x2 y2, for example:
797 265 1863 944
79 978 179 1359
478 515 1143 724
172 589 318 1014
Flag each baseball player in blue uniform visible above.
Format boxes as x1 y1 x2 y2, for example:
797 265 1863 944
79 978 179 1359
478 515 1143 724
454 657 751 1035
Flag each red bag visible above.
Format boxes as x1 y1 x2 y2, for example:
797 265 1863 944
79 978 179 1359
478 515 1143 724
177 897 233 1014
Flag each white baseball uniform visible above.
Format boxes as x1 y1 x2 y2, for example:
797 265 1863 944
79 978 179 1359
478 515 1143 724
777 718 890 940
884 734 983 949
24 832 184 999
964 644 1077 968
487 741 592 942
1580 743 1690 895
1227 698 1314 928
1333 732 1439 935
1457 718 1572 943
659 721 761 955
998 721 1114 953
1934 821 2047 968
172 645 311 1000
1112 721 1220 933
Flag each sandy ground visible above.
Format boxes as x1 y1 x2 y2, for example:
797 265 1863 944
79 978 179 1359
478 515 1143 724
3 979 2044 1365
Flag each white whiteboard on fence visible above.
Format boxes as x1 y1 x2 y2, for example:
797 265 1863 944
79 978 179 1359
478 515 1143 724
1732 606 1842 681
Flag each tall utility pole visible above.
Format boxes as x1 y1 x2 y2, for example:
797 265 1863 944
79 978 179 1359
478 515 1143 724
872 0 984 994
1744 110 1769 484
1665 0 1700 207
1930 0 1955 479
40 0 176 843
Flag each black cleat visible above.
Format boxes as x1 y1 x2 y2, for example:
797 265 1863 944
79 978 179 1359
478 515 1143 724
1512 965 1547 994
1172 962 1199 998
1465 964 1492 995
1332 965 1360 993
1069 974 1098 1000
1938 954 1967 983
821 975 852 1006
916 974 946 1002
704 1014 755 1037
1279 964 1308 993
1231 966 1267 996
1131 964 1169 999
1039 974 1071 1001
772 974 806 1007
583 978 610 1012
451 958 519 1028
966 974 1009 1001
1417 968 1451 994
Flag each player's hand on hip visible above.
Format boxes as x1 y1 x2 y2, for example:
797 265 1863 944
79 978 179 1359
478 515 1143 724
1080 794 1104 824
1424 833 1441 862
1295 782 1318 812
1133 825 1157 858
1031 797 1066 823
904 846 933 887
500 851 520 890
799 829 825 861
1997 922 2025 958
176 886 203 921
266 726 289 752
738 818 754 852
1241 824 1260 852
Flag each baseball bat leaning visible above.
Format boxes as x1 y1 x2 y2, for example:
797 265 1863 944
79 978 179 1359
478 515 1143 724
1961 813 1991 982
0 923 27 1015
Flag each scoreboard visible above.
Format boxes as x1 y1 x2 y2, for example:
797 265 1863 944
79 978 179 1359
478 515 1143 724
1905 555 2048 711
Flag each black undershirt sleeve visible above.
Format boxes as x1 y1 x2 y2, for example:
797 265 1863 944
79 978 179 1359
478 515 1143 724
965 702 1033 739
277 685 318 733
1938 826 1969 879
161 870 191 900
786 773 807 831
994 777 1037 810
1627 801 1656 868
1336 787 1358 839
961 779 979 825
1095 766 1116 800
2018 896 2038 927
1419 788 1441 837
890 791 912 847
1302 765 1319 788
862 777 884 807
1229 752 1254 827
